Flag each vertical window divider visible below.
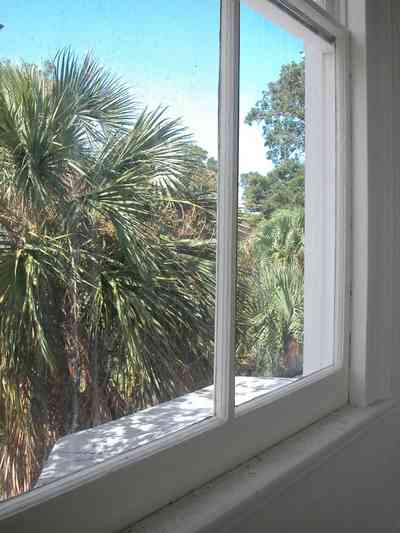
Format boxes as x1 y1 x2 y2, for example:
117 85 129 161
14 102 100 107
214 0 240 422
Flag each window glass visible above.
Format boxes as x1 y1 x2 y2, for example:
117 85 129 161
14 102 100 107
0 0 219 500
235 0 336 406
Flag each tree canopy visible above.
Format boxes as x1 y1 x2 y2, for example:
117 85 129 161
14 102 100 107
245 56 305 165
241 160 304 217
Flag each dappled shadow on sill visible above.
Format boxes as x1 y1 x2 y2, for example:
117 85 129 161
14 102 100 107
35 376 295 489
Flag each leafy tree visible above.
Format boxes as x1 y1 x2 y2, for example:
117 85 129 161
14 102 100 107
242 57 305 220
245 56 305 165
241 160 304 217
0 51 215 497
184 144 217 194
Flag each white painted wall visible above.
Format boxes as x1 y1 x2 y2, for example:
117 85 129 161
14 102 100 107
205 405 400 533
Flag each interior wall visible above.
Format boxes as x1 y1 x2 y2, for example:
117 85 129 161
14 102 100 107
205 405 400 533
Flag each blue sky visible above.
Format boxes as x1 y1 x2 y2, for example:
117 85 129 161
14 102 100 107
1 0 303 174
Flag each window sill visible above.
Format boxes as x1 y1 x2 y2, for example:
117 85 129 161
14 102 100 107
36 376 295 488
0 367 348 532
128 399 394 533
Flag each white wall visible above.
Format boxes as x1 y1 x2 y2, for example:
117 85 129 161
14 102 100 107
206 406 400 533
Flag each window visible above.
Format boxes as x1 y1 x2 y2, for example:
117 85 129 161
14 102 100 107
236 0 338 406
0 1 349 531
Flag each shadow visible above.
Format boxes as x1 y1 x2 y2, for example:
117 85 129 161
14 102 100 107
35 376 296 489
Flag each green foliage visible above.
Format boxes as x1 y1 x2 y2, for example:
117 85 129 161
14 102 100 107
255 208 304 270
161 144 217 241
0 45 308 500
0 50 215 497
241 160 304 217
250 261 303 377
245 56 305 165
239 55 306 377
237 209 304 377
183 144 217 194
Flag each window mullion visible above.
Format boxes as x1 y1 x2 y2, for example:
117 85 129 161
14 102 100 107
214 0 240 421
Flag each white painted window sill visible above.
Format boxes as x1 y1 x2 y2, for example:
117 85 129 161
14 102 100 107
36 376 295 488
126 399 394 533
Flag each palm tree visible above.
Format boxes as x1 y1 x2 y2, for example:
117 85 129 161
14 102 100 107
236 208 304 377
249 261 303 377
255 208 304 270
0 50 215 498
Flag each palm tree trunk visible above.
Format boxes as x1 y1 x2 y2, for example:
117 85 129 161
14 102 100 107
64 241 81 433
90 334 101 426
89 226 102 427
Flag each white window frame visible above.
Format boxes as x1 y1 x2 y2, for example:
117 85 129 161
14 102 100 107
314 0 347 24
0 2 350 532
347 0 394 408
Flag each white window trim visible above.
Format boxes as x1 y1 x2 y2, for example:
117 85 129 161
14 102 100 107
348 0 394 407
129 399 394 533
310 0 346 25
0 2 352 531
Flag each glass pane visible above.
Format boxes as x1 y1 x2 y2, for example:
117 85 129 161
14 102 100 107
235 0 336 406
0 1 219 500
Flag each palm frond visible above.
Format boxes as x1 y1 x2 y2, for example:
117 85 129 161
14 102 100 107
51 48 135 140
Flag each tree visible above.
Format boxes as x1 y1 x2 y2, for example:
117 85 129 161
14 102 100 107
255 208 304 272
242 57 305 218
0 51 215 497
245 56 305 165
237 209 304 377
159 144 217 241
237 56 306 377
241 160 304 217
182 144 217 195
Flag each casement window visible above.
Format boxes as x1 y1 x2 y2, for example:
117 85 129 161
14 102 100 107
0 1 349 531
